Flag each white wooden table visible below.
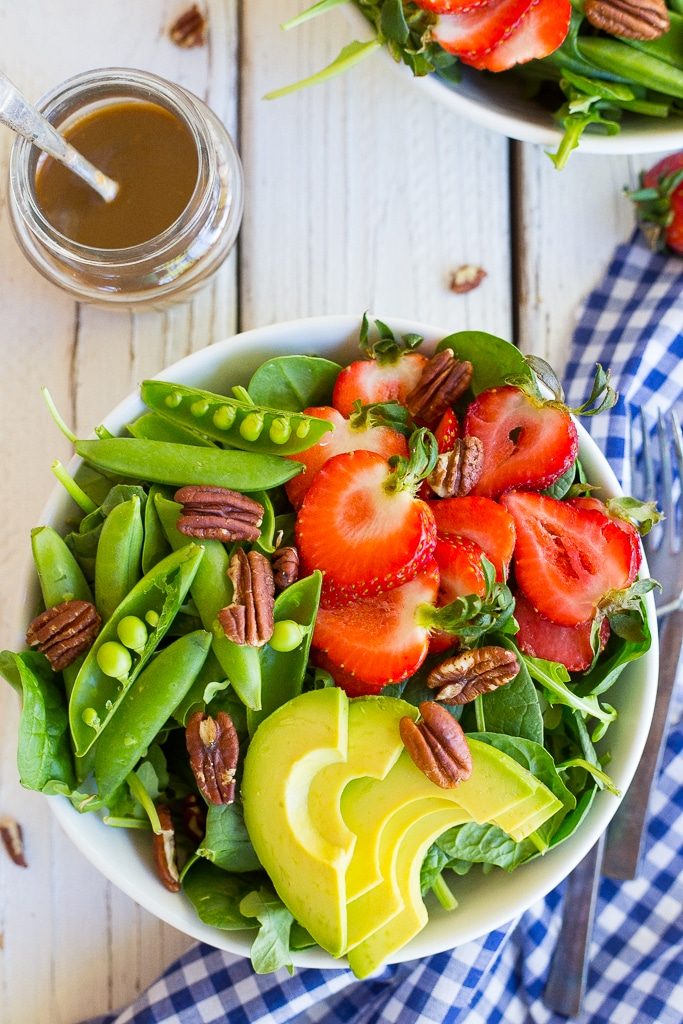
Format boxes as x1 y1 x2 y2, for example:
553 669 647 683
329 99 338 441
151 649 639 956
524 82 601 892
0 2 658 1020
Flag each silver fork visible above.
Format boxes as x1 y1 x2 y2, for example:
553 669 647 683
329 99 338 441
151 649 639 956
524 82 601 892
544 408 683 1017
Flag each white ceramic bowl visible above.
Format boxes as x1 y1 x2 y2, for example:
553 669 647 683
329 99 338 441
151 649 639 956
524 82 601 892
19 315 658 969
346 6 683 154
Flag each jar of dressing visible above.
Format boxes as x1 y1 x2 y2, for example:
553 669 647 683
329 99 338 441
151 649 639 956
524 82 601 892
8 67 244 309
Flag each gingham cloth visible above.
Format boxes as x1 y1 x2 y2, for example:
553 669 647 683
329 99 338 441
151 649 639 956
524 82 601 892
87 234 683 1024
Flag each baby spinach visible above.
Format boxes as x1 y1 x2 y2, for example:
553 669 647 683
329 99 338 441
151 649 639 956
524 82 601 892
240 887 296 975
197 802 261 873
247 355 342 411
479 636 544 744
182 860 256 930
436 331 533 394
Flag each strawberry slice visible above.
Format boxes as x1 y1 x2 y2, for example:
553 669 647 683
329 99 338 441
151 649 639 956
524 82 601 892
284 406 408 510
311 650 383 698
567 496 642 580
514 591 610 673
418 408 461 499
434 536 487 603
296 444 437 605
463 0 571 71
501 491 635 627
312 564 440 688
465 385 578 498
427 495 516 580
332 352 427 418
433 0 538 58
414 0 491 12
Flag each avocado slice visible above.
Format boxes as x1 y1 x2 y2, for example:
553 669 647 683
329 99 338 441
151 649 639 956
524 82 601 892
348 806 470 979
242 686 350 957
309 695 418 853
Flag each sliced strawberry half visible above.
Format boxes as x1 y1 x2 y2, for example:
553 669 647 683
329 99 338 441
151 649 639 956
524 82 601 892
296 448 437 605
433 0 538 58
566 496 642 581
418 408 461 499
434 536 487 603
463 0 571 71
311 650 383 698
312 563 440 687
285 406 408 510
514 590 610 673
415 0 491 13
465 385 578 498
332 352 427 418
427 495 516 580
501 491 635 627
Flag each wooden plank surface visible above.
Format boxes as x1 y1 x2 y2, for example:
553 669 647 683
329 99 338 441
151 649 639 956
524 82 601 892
0 0 653 1019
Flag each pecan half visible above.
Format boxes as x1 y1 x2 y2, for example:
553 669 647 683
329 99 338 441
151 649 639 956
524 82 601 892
175 486 264 543
153 805 180 892
186 710 239 805
218 548 275 646
428 646 520 704
400 702 472 789
584 0 669 39
26 599 101 672
0 817 27 868
449 264 487 295
272 545 299 593
169 4 207 47
427 436 484 497
405 349 473 425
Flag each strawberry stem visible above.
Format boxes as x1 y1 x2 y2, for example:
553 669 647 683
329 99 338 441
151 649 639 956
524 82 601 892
359 312 424 365
386 427 438 493
348 399 411 435
416 558 517 643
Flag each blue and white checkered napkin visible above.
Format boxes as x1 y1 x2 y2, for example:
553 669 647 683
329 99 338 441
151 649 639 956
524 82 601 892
87 234 683 1024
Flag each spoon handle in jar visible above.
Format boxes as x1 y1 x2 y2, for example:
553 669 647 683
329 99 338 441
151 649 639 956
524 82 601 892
0 70 118 202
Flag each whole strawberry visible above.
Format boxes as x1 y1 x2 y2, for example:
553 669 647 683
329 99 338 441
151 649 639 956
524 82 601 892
629 152 683 256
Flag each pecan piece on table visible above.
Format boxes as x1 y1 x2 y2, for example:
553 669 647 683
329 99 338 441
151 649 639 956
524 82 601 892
405 349 473 425
449 264 487 295
584 0 669 39
186 710 239 805
153 805 181 892
428 646 520 705
271 545 299 593
0 817 28 868
427 435 484 498
25 599 101 672
400 701 472 789
169 4 207 47
175 485 264 543
218 548 275 646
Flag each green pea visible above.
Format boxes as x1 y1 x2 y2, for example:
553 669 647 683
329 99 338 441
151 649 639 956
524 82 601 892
82 707 101 729
269 417 292 445
117 615 148 653
213 405 236 431
269 619 305 653
295 419 311 439
191 399 209 418
97 641 132 680
145 609 160 628
165 392 183 408
239 412 265 442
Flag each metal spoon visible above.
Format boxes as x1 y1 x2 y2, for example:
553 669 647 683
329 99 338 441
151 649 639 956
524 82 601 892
0 70 118 202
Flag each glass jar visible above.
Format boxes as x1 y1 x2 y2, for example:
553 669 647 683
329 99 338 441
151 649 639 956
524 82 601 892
8 67 244 309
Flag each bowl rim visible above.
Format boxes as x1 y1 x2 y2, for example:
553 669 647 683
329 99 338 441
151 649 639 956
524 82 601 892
21 313 658 970
343 4 683 153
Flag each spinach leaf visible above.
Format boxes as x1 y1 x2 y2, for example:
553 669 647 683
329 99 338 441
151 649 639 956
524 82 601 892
247 355 342 411
436 331 533 394
549 786 597 847
438 820 535 872
542 461 576 499
240 887 295 974
420 842 450 896
479 636 544 744
578 605 652 696
183 859 257 930
291 923 316 950
197 802 261 873
0 650 75 793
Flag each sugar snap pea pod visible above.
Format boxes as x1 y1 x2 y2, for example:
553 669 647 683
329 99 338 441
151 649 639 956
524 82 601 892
140 380 333 456
128 412 217 448
94 630 212 801
578 39 683 99
253 490 276 555
155 495 262 710
69 543 204 757
31 526 93 607
172 648 228 725
618 13 683 71
142 485 172 575
74 438 302 491
95 496 144 622
246 571 322 736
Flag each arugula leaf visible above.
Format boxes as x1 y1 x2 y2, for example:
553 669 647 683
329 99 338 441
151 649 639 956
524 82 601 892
198 802 261 873
240 887 296 974
264 39 382 101
522 654 618 736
